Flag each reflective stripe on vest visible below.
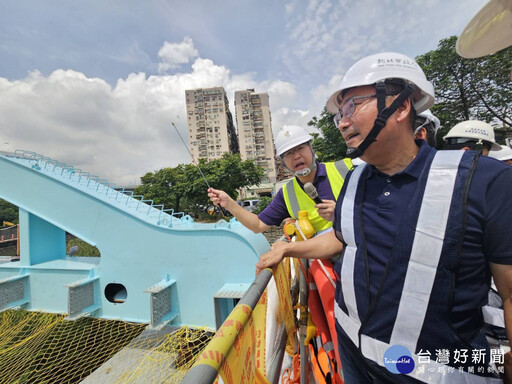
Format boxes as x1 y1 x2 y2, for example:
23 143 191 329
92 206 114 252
328 158 352 196
335 151 501 383
483 306 505 328
333 158 352 179
338 162 366 344
282 159 351 233
390 150 463 352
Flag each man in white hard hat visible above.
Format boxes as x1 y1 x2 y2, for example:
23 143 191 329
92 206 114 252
208 125 353 234
257 52 512 383
414 109 440 147
444 120 501 155
490 145 512 165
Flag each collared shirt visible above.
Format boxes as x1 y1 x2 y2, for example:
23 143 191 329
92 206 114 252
334 140 512 336
258 162 336 226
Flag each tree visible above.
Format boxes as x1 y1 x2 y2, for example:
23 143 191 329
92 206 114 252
416 36 512 146
308 107 347 162
0 199 18 224
253 196 272 215
134 153 264 213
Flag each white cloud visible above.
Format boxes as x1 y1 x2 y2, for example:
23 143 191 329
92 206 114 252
157 36 199 73
0 0 489 190
225 77 309 134
0 39 306 186
309 73 343 114
272 107 311 135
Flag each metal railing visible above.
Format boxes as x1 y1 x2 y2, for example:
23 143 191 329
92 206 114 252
181 268 289 384
0 225 17 243
6 150 190 227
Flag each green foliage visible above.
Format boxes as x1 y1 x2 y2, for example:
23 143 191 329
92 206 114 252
135 153 264 214
66 238 101 257
253 196 272 214
416 36 512 147
308 107 347 161
0 199 18 224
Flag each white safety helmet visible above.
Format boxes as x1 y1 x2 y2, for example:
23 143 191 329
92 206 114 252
275 125 313 157
415 109 441 134
443 120 501 150
326 52 435 114
275 125 316 177
489 145 512 161
456 0 512 58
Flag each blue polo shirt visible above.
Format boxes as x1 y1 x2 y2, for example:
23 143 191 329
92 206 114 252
258 162 337 226
333 140 512 336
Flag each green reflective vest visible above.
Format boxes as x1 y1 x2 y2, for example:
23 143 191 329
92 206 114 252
282 159 353 233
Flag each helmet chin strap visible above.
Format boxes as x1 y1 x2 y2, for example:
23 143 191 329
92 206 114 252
346 82 416 159
292 161 317 177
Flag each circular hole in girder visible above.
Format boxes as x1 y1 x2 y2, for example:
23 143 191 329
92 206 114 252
104 283 127 304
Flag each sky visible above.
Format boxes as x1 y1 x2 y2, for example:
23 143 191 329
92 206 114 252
0 0 487 186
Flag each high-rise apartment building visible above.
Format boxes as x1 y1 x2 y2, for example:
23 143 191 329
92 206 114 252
234 89 277 183
185 87 238 162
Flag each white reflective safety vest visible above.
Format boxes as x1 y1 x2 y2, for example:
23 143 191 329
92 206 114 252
334 150 503 383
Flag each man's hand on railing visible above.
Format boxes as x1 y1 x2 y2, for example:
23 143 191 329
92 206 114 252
256 241 289 274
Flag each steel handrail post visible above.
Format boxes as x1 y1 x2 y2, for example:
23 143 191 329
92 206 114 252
267 323 288 384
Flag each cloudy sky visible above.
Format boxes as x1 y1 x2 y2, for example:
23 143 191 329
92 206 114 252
0 0 486 186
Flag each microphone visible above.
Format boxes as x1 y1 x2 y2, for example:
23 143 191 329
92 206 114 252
304 182 323 205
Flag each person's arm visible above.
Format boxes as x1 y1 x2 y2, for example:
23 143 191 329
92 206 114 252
256 229 342 273
208 188 270 233
490 263 512 383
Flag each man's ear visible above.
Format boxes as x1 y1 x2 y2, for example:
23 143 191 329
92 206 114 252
461 147 470 151
414 127 427 141
395 97 412 123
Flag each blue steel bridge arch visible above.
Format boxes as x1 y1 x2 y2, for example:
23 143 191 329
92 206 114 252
0 150 269 329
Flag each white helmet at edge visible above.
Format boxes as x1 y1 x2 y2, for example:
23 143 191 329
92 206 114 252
275 125 313 157
326 52 435 114
456 0 512 58
489 145 512 162
443 120 501 150
416 109 441 134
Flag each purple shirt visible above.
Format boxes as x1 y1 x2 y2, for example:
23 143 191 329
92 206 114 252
258 162 337 226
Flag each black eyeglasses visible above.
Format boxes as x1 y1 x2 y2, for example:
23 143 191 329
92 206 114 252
333 94 377 127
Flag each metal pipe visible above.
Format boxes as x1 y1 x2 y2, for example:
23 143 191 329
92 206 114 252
181 269 273 384
171 122 210 189
299 258 309 384
267 323 288 384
